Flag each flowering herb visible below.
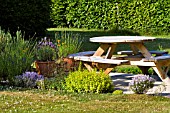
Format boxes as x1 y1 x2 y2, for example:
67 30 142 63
129 74 155 94
15 72 44 88
36 37 58 61
38 37 56 49
55 32 83 58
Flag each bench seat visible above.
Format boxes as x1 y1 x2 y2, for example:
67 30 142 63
142 54 170 62
68 51 96 58
74 56 129 65
117 50 168 56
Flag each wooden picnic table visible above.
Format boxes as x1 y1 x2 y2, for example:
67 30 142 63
74 36 170 81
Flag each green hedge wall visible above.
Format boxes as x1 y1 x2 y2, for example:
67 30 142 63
50 0 170 34
0 0 52 38
117 0 170 34
51 0 117 29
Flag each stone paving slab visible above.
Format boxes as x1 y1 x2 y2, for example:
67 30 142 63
109 73 170 98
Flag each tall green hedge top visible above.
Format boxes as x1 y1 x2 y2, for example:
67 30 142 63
51 0 170 34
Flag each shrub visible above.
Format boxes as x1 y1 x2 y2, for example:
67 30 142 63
0 29 36 83
14 72 44 88
44 69 67 91
129 74 155 94
65 69 114 93
112 90 123 95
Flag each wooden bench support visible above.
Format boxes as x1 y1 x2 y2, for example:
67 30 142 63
74 56 129 74
140 55 170 80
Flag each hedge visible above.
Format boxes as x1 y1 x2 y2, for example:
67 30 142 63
50 0 170 34
117 0 170 34
0 0 52 38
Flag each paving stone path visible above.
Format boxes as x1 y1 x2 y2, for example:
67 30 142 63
109 73 170 98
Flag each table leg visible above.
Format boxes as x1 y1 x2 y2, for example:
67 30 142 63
104 67 115 74
84 63 94 72
133 43 152 58
130 44 139 54
93 43 110 56
105 44 117 59
152 67 166 80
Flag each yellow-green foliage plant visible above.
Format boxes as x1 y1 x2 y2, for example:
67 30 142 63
65 69 114 93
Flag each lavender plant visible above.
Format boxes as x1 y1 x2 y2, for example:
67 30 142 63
15 72 44 88
0 29 36 83
129 74 155 94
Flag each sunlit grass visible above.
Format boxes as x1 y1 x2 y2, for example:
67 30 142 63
0 90 170 113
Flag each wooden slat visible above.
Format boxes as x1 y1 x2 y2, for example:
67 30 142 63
142 55 170 62
130 61 156 66
68 51 96 58
117 50 168 56
74 56 129 65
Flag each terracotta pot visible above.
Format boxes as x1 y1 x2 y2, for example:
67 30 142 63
63 58 74 71
35 61 56 77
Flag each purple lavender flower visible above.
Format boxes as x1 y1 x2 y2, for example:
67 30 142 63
38 37 56 49
129 74 155 94
15 71 44 88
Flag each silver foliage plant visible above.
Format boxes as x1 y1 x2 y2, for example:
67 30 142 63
129 74 155 94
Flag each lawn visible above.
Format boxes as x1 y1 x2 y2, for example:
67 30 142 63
0 90 170 113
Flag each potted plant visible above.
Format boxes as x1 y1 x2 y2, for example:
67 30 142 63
35 37 58 77
55 32 83 71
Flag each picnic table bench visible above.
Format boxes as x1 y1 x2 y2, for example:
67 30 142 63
117 50 168 56
68 51 96 58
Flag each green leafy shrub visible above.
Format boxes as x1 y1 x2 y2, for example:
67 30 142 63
44 77 66 91
44 67 67 90
112 90 123 95
65 69 114 93
114 66 155 75
114 66 142 74
0 29 36 83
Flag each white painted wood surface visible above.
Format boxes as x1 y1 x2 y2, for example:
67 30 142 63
90 36 155 43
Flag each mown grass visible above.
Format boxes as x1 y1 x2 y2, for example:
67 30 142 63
0 90 170 113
